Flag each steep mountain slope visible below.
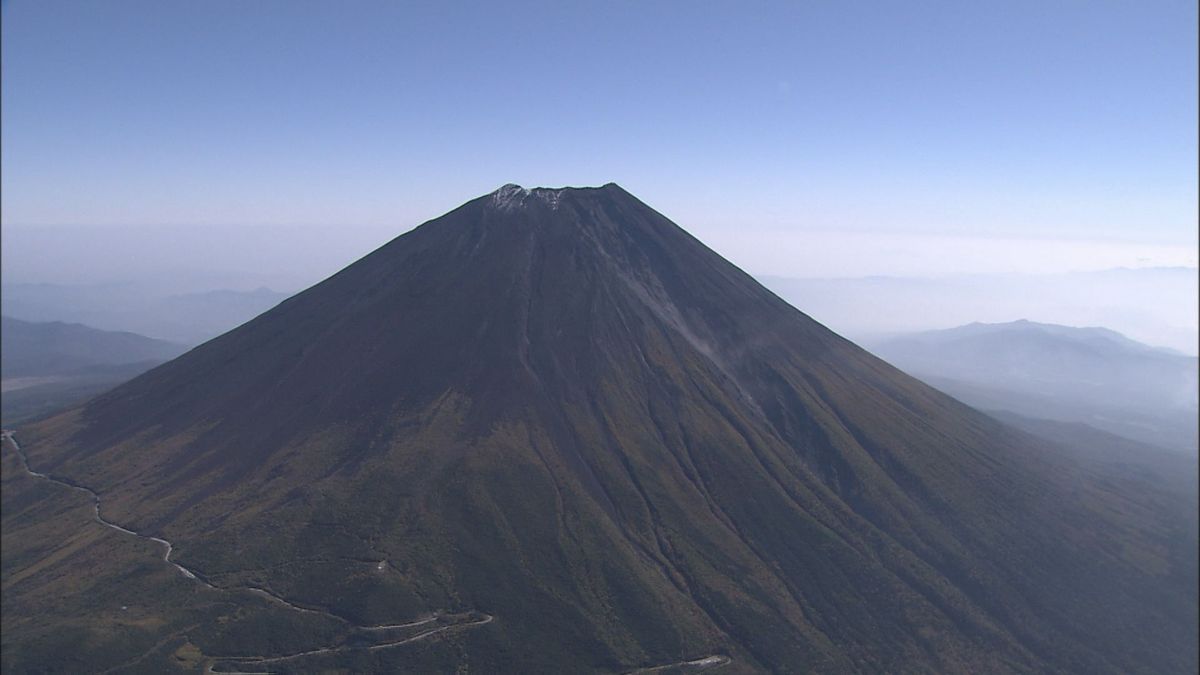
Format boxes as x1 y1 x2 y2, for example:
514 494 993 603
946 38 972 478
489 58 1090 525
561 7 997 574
867 320 1199 452
5 185 1196 673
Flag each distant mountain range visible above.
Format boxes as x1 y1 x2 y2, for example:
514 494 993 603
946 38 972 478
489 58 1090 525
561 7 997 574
1 316 184 378
4 185 1194 673
0 284 290 346
761 267 1199 356
1 317 186 424
867 320 1199 453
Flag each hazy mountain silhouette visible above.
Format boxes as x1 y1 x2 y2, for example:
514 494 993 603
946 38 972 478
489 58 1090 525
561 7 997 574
0 284 289 346
1 316 184 378
1 317 187 424
867 320 1199 453
988 408 1198 482
4 185 1196 673
761 268 1199 356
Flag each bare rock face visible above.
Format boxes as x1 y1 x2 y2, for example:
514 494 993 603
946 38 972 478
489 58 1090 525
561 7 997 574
6 184 1197 673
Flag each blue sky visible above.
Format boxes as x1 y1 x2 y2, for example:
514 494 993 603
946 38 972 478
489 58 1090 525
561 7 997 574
2 0 1197 281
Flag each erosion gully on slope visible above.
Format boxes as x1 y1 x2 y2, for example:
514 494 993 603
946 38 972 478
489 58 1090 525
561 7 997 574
3 430 730 674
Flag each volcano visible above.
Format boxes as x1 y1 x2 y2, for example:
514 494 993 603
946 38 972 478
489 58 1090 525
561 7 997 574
3 184 1196 673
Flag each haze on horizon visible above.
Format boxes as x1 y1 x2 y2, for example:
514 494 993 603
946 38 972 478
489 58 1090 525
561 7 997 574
2 1 1197 350
2 5 1199 671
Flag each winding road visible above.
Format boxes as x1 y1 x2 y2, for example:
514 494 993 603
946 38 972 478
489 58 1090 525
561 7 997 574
5 430 729 674
625 654 732 673
3 430 209 585
209 613 495 672
1 430 494 673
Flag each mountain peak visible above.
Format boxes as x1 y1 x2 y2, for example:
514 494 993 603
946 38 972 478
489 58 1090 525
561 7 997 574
487 182 628 211
9 184 1195 674
490 183 558 210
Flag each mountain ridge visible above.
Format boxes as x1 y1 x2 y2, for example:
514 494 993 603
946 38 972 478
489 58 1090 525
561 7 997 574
1 315 185 378
867 319 1199 452
4 184 1196 673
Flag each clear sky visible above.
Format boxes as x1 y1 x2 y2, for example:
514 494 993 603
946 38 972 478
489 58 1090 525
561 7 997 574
2 0 1197 283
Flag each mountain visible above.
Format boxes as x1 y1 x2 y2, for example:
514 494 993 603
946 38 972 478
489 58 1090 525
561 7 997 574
2 361 169 426
987 409 1195 477
1 317 187 424
0 284 290 346
1 316 185 378
759 268 1200 356
866 320 1199 452
3 184 1196 673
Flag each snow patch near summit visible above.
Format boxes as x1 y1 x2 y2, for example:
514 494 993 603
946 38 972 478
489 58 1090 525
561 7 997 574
492 184 530 210
490 184 565 211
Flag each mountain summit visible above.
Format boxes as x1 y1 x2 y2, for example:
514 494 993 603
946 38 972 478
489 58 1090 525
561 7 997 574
4 184 1196 673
